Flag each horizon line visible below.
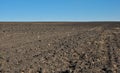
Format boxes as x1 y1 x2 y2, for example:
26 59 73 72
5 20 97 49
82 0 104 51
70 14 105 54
0 21 120 23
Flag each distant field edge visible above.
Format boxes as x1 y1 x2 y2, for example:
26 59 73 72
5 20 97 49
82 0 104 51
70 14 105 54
0 21 120 23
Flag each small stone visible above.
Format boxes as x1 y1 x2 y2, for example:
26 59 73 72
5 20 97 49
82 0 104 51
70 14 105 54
48 44 51 46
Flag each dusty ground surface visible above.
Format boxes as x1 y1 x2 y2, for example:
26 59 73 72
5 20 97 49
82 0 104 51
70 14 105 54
0 22 120 73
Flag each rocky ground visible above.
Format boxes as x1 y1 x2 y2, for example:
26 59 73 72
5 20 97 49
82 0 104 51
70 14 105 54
0 22 120 73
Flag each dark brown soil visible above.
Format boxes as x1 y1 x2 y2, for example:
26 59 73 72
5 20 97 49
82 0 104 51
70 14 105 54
0 22 120 73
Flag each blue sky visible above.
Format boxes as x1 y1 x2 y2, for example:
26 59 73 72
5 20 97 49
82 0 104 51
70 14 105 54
0 0 120 21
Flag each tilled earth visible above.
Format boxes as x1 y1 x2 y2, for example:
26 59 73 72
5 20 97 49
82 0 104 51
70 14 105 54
0 22 120 73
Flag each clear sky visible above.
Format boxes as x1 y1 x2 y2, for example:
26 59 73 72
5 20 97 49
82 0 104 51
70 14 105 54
0 0 120 21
